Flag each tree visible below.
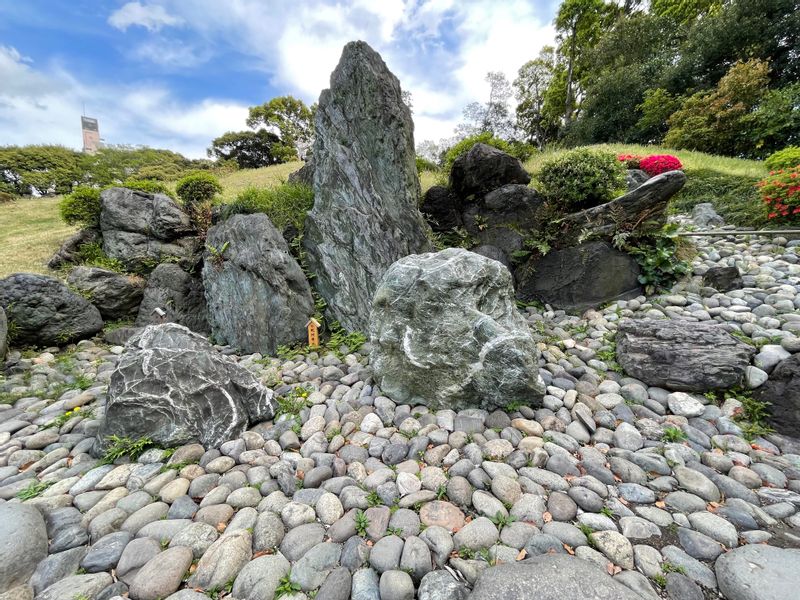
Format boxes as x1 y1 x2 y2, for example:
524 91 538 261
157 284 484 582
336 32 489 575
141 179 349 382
456 72 515 139
650 0 722 23
665 59 771 156
748 83 800 156
635 88 682 143
246 96 316 160
0 145 83 195
554 0 614 124
207 129 289 169
514 47 560 148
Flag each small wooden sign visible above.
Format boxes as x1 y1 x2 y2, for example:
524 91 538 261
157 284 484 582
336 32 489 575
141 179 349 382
306 318 320 348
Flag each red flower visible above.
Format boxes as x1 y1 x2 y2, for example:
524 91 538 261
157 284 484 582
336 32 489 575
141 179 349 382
639 154 683 176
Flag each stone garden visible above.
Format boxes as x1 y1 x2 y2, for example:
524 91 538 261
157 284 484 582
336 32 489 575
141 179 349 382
1 41 799 600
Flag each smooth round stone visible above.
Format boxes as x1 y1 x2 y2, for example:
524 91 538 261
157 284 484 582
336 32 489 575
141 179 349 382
380 569 415 600
129 546 193 600
590 530 634 569
617 483 655 504
80 531 131 572
716 544 800 600
619 516 660 540
568 486 604 512
667 393 705 418
419 501 465 533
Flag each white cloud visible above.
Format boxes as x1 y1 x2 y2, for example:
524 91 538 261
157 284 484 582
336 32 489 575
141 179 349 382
133 39 210 69
108 1 183 32
0 45 247 158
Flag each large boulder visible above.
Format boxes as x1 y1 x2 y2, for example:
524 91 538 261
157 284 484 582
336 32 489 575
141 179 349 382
0 273 103 346
716 544 800 600
0 503 48 592
136 263 209 334
303 41 431 332
462 184 545 260
202 213 314 355
0 306 6 360
67 266 146 320
754 354 800 437
370 248 544 411
470 555 643 600
421 186 463 232
47 228 101 270
100 187 199 272
449 143 531 200
287 159 314 187
616 318 754 391
515 241 641 312
97 323 276 449
559 170 686 245
626 169 650 191
702 266 743 292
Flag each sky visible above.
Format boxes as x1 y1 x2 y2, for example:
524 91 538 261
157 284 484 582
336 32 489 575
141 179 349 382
0 0 558 159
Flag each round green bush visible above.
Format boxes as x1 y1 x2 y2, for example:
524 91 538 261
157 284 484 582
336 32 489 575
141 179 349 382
175 171 222 207
535 148 626 210
59 186 101 227
122 178 175 199
765 146 800 171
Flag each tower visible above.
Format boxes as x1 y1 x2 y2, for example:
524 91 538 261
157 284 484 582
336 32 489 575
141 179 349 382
81 116 100 154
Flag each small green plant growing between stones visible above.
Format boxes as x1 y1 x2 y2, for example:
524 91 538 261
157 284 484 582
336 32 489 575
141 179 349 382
16 479 53 500
101 435 155 464
386 526 404 536
275 385 312 420
206 241 229 268
661 426 688 443
490 511 516 530
576 523 597 547
44 406 93 430
661 561 686 575
435 484 448 501
366 490 382 507
275 574 301 599
458 547 476 559
354 510 369 537
205 579 235 599
727 388 774 441
599 506 614 518
652 574 667 588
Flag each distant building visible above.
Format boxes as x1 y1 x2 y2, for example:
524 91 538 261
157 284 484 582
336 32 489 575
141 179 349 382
81 116 101 154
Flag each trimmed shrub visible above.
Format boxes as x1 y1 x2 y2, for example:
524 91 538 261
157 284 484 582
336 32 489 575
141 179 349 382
175 171 222 207
535 148 626 210
222 183 314 232
59 186 101 227
758 166 800 225
639 154 683 176
765 147 800 171
617 154 643 169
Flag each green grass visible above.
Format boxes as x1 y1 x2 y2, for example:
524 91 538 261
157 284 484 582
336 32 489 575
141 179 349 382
0 197 77 277
213 161 302 202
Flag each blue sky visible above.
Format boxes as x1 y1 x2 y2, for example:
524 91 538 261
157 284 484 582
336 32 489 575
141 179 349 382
0 1 557 158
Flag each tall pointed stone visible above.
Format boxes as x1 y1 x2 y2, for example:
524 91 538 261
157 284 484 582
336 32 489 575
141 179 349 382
304 41 431 332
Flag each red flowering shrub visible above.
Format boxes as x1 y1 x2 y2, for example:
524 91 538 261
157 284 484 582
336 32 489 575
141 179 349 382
617 153 643 169
639 154 683 176
758 166 800 224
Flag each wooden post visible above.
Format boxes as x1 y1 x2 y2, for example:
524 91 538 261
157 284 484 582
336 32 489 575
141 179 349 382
306 318 320 348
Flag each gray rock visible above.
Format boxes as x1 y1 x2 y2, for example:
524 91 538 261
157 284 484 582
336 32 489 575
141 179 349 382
188 529 252 591
202 213 314 354
128 546 193 600
379 570 415 600
230 553 290 600
421 186 462 232
702 266 743 292
516 241 641 312
116 537 161 585
755 354 800 437
716 544 800 600
287 160 314 187
36 573 113 600
692 202 724 228
29 546 88 595
417 570 469 600
370 248 544 411
135 263 209 334
67 266 145 320
470 554 644 599
352 567 381 600
100 187 197 272
453 516 498 550
317 567 351 600
0 503 48 591
626 169 650 191
449 143 530 200
97 323 275 449
304 41 431 331
0 305 6 359
369 535 404 573
616 319 753 391
291 542 343 590
80 531 131 572
0 273 103 346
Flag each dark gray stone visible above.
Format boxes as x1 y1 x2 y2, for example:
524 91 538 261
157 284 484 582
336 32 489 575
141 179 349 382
449 143 530 200
30 546 89 595
36 573 114 600
692 203 724 228
67 266 145 319
100 187 198 272
47 227 101 270
96 323 275 449
0 504 49 591
304 41 431 331
421 186 462 232
370 248 544 411
0 305 6 359
616 319 754 391
417 570 469 600
135 263 209 334
202 213 314 355
515 241 641 312
81 531 131 572
702 266 743 292
288 160 314 187
755 354 800 437
626 169 650 191
0 273 103 346
716 544 800 600
470 554 643 600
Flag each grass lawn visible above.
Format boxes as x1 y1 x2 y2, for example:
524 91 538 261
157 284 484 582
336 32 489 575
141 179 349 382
216 161 302 202
0 197 76 278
